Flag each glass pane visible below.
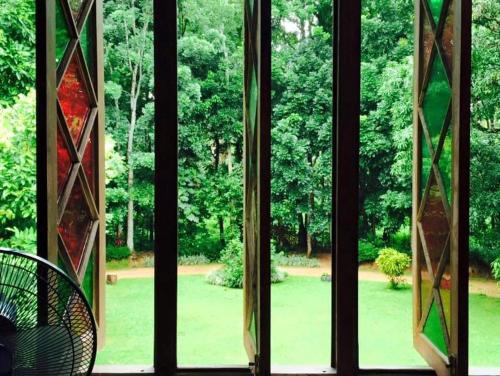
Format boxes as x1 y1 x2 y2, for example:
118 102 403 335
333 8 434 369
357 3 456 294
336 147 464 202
422 52 451 150
422 12 434 77
69 0 86 23
423 300 448 355
81 16 93 72
438 270 451 331
58 54 92 146
58 178 93 272
427 0 444 25
420 174 449 275
82 128 96 197
421 132 432 196
82 248 94 308
56 0 71 65
440 0 454 71
248 66 258 136
58 127 72 195
438 125 452 204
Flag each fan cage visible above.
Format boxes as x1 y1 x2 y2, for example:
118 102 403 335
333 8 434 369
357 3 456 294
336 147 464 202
0 247 97 376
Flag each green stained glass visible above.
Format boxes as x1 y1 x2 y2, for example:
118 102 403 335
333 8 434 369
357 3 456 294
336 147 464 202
421 132 432 196
249 310 257 345
56 0 71 65
439 287 451 333
438 125 452 203
427 0 444 25
422 52 451 150
83 251 94 308
423 300 448 355
69 0 85 23
248 67 258 133
80 18 93 72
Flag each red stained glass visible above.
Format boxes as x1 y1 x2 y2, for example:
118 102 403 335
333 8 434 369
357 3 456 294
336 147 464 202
82 128 96 196
58 178 93 272
58 128 72 195
58 54 91 146
420 174 449 274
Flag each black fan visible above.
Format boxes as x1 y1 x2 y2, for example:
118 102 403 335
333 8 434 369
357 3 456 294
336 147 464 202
0 248 97 376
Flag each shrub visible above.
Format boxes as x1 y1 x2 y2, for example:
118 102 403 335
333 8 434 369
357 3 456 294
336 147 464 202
358 240 380 263
376 248 411 289
178 254 210 265
207 239 287 288
106 246 131 262
275 252 320 268
0 227 37 253
142 255 155 268
492 258 500 282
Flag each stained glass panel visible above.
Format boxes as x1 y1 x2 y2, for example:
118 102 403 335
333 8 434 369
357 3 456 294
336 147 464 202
58 128 72 195
81 17 93 72
82 128 96 197
438 125 452 203
248 67 258 134
427 0 444 25
82 249 94 308
58 178 93 272
58 54 92 146
421 132 432 196
56 0 71 65
422 13 434 77
420 174 449 274
422 52 451 149
68 0 86 23
440 0 454 70
423 300 448 355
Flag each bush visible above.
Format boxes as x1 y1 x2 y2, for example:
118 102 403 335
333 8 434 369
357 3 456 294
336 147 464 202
275 252 320 268
492 258 500 282
0 227 37 253
358 240 380 263
470 232 500 267
106 246 131 262
376 248 411 289
178 254 210 265
207 239 287 288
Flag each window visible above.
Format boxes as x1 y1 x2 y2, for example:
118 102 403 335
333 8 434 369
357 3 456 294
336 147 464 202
34 0 479 375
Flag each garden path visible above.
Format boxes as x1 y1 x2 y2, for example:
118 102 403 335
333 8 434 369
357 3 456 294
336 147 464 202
108 254 500 298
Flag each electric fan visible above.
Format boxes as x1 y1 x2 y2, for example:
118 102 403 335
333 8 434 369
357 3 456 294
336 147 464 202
0 248 97 376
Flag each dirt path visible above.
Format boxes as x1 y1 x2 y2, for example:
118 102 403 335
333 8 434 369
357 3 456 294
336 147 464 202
108 255 500 298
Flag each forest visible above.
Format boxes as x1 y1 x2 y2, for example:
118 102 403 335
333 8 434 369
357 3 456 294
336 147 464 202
0 0 498 274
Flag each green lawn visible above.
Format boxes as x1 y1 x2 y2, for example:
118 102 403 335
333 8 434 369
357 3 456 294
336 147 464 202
96 276 500 367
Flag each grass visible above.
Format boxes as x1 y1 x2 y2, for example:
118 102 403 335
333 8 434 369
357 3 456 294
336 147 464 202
95 276 500 367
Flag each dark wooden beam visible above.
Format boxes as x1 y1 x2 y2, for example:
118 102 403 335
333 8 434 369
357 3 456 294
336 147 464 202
334 0 361 374
154 0 178 374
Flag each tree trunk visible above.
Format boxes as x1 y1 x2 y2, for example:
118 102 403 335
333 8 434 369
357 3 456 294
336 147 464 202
126 73 139 252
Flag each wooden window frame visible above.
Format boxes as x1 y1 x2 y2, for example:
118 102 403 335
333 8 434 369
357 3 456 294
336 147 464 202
35 0 475 375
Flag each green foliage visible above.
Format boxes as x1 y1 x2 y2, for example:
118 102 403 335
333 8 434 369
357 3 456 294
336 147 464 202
207 239 286 289
275 253 320 268
0 227 37 253
359 240 381 263
492 258 500 282
106 246 131 262
0 0 35 105
178 254 210 265
0 91 37 246
376 248 411 289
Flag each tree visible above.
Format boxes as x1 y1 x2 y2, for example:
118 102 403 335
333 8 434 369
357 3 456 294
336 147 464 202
104 0 154 251
0 0 35 105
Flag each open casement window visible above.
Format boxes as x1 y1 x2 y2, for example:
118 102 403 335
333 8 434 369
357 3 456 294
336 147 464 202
243 0 271 374
37 0 105 344
413 0 470 375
